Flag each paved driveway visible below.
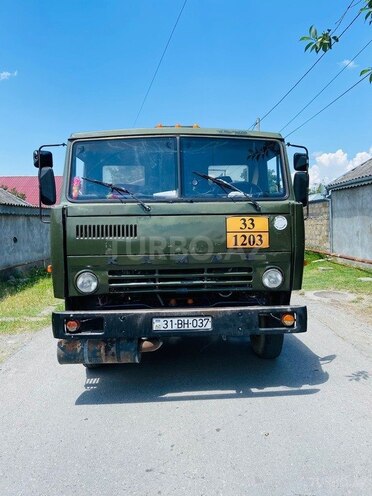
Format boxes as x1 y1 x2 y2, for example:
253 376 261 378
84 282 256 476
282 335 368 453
0 293 371 495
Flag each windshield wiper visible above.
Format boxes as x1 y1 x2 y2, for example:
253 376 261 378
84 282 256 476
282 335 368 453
193 171 261 211
82 177 151 212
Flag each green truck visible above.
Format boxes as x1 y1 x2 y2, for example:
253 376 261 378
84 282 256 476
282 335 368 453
34 126 309 366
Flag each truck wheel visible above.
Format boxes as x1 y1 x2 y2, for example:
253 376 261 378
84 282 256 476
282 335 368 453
250 334 284 359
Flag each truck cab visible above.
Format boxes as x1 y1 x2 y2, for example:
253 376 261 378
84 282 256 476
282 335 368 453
35 126 308 366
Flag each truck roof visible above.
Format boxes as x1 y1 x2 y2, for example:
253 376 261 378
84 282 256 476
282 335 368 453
69 127 283 141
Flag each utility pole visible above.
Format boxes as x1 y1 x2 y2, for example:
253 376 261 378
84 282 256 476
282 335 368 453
254 117 261 131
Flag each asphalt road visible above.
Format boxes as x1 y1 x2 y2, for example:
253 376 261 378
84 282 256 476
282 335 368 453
0 293 371 496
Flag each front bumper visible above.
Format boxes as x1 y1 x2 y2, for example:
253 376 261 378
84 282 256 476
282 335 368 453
52 305 307 339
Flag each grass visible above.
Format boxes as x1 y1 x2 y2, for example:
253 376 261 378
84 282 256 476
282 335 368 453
302 251 372 293
0 268 63 335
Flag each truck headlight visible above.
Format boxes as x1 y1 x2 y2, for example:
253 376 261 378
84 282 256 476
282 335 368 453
262 268 283 289
76 271 98 294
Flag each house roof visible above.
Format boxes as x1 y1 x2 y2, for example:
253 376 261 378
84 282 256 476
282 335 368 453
327 158 372 191
0 187 31 206
0 176 63 206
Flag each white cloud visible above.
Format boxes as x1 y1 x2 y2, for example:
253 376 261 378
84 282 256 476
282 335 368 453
313 149 348 168
309 164 321 186
309 147 372 187
0 70 18 81
347 150 372 171
339 59 358 70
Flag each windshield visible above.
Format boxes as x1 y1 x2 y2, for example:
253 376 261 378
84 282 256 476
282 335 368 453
69 136 286 201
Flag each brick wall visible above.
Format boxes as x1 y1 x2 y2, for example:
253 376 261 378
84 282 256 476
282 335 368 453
304 199 330 252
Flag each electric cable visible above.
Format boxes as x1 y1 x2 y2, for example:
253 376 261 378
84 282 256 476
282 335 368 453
249 6 363 130
133 0 188 127
333 0 361 33
279 38 372 132
284 72 370 139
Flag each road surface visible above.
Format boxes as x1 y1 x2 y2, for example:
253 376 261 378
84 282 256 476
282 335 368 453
0 292 371 496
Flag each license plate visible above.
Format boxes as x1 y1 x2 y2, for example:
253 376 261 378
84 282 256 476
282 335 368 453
226 216 269 249
152 316 212 331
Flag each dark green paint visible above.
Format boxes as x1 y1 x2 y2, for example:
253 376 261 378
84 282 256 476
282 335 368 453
49 127 306 330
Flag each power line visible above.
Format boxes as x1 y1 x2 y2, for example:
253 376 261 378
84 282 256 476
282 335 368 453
284 72 370 139
249 52 327 130
328 6 362 38
279 38 372 132
133 0 188 127
333 0 361 33
249 5 363 130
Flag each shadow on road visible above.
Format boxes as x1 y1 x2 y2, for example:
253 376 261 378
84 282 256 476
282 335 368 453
76 336 334 405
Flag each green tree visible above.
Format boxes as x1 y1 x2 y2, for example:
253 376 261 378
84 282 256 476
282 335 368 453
309 183 326 195
300 0 372 82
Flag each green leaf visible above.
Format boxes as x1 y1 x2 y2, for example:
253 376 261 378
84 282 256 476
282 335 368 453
360 68 372 76
310 25 317 38
300 36 311 41
304 41 314 52
361 0 372 13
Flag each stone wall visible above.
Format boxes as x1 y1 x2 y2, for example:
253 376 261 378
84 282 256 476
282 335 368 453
304 199 330 253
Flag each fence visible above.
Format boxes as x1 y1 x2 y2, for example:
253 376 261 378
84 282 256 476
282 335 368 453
0 204 50 273
305 199 330 253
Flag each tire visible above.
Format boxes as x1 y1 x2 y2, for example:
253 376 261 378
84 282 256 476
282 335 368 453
250 334 284 359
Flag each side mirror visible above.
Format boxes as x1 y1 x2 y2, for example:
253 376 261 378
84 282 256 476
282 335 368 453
293 153 308 172
34 150 53 168
39 167 56 205
293 171 309 206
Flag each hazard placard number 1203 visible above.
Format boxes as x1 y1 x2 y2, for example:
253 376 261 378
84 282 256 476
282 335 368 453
226 232 269 248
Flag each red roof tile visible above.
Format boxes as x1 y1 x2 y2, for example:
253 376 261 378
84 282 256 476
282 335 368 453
0 176 63 206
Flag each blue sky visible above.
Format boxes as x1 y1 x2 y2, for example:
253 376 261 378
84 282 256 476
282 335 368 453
0 0 371 185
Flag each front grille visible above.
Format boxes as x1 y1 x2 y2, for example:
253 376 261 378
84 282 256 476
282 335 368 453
76 224 138 240
108 267 253 293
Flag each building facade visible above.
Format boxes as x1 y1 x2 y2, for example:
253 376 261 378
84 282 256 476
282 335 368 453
327 158 372 263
